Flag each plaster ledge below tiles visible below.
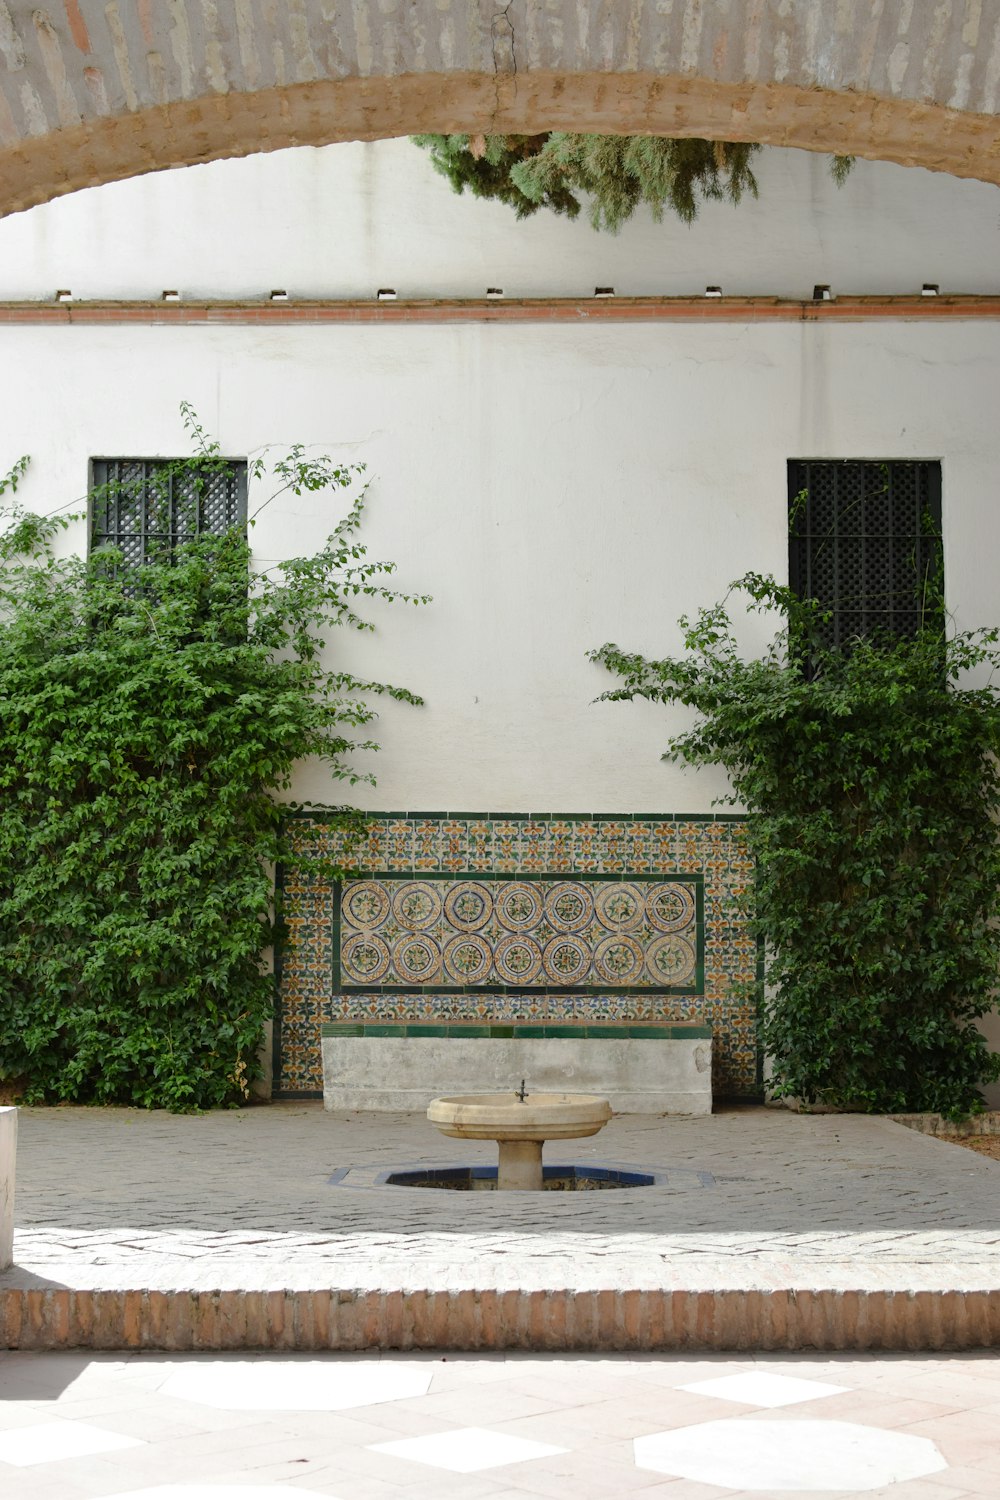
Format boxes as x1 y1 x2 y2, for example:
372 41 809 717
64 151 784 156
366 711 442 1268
320 1034 713 1114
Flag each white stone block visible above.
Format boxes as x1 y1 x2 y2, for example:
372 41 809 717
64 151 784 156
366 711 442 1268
0 1106 16 1270
322 1037 711 1115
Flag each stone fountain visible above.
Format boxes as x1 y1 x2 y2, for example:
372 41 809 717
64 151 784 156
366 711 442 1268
427 1082 612 1190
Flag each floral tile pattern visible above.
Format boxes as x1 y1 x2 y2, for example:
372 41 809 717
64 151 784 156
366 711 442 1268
276 813 758 1097
338 877 700 989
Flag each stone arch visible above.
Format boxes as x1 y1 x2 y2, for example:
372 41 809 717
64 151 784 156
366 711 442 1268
2 2 1000 216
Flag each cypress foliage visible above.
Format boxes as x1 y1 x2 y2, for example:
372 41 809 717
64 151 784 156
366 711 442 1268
412 133 852 231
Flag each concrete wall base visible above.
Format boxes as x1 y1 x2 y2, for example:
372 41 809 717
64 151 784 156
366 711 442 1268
2 1285 1000 1351
0 1108 15 1271
321 1036 712 1115
891 1111 1000 1138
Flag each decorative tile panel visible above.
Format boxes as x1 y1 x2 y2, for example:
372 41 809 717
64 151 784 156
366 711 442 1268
275 813 759 1099
337 876 700 990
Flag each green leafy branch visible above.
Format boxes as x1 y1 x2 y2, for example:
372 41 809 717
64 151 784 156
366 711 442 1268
592 574 1000 1119
0 410 428 1110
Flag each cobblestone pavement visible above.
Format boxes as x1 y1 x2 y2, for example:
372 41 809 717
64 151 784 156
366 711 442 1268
3 1346 1000 1498
5 1105 1000 1296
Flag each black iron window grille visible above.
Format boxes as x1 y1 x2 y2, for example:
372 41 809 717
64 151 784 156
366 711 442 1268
788 459 943 651
90 458 247 566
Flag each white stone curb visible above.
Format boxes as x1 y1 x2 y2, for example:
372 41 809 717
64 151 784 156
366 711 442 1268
0 1107 16 1270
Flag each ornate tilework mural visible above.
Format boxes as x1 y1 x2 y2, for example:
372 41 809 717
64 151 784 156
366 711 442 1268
337 877 700 990
275 813 760 1099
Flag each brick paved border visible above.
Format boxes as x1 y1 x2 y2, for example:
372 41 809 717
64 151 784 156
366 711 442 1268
4 1285 1000 1352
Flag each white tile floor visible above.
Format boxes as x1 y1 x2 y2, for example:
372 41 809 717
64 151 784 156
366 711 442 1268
0 1416 144 1466
1 1350 999 1498
370 1426 567 1472
110 1491 320 1500
155 1359 433 1411
678 1371 850 1407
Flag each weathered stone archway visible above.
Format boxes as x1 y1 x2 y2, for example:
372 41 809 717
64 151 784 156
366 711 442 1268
2 1 1000 216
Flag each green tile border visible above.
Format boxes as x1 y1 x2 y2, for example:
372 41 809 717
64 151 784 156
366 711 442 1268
271 852 286 1090
282 808 747 824
332 871 704 997
321 1022 713 1040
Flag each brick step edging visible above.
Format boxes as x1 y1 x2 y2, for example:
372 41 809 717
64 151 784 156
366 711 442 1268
3 1286 1000 1352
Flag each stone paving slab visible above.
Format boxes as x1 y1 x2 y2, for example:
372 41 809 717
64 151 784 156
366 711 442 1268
2 1105 1000 1350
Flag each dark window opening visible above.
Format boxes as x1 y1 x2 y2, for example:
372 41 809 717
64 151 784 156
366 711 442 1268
90 458 247 566
788 459 943 652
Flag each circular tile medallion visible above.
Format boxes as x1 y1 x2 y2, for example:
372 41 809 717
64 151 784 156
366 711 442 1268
646 881 696 932
495 882 543 931
544 881 595 932
444 880 494 932
645 934 697 986
341 932 391 984
342 880 390 930
443 933 493 984
494 934 543 984
393 935 442 984
593 933 644 984
595 882 645 933
391 880 443 931
543 934 591 985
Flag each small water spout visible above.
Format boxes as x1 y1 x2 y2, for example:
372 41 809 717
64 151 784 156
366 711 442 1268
515 1079 528 1102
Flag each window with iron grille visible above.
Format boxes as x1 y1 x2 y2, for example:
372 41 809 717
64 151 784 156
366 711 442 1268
787 459 943 651
90 458 247 565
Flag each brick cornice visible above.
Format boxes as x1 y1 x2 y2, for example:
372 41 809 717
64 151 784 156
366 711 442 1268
1 296 999 326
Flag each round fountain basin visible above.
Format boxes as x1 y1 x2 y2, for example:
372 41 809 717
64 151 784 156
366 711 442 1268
427 1093 612 1143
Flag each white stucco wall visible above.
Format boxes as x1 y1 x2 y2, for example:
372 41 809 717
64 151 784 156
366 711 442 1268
2 141 999 811
3 142 1000 1096
2 317 1000 816
0 137 998 302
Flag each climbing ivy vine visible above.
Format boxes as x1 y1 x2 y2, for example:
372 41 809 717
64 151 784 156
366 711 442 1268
0 413 427 1110
593 574 1000 1119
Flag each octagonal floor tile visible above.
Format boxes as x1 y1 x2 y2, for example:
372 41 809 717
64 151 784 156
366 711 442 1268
108 1489 321 1500
0 1418 143 1466
370 1426 567 1473
634 1418 948 1491
158 1357 432 1411
679 1372 849 1407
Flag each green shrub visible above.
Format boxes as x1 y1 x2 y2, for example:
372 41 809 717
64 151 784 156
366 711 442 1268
0 419 426 1109
592 574 1000 1118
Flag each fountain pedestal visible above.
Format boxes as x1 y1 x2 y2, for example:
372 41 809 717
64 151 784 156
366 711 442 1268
497 1139 545 1191
427 1092 613 1190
